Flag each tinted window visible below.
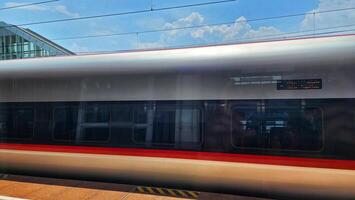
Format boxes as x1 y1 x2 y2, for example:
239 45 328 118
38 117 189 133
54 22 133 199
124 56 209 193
133 128 147 143
81 127 109 141
80 103 110 142
53 107 78 140
232 105 323 151
133 104 202 147
0 107 34 139
152 110 175 144
111 105 134 123
84 104 110 123
111 104 145 145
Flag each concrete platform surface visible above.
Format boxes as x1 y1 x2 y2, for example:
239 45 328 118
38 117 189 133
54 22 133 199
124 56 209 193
0 174 270 200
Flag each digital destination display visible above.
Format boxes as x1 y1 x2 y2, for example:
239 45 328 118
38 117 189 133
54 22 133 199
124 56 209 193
277 79 322 90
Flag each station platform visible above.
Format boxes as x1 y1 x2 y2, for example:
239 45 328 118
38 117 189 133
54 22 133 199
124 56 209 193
0 174 269 200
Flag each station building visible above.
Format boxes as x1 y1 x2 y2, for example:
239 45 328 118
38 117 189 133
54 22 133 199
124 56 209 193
0 21 74 60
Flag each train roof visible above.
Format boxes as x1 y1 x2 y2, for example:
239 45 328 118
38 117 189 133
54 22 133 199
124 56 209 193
0 34 354 79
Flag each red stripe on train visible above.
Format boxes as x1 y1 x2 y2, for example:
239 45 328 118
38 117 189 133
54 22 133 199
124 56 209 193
0 143 354 170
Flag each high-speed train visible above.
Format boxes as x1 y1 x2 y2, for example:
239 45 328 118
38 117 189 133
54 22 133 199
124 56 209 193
0 34 355 199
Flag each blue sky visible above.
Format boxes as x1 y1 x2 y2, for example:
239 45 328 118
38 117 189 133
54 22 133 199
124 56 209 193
1 0 354 53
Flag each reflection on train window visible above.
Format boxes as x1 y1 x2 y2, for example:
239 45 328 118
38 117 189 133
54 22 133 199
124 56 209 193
84 104 110 123
111 105 133 123
232 106 323 151
53 107 78 140
110 104 144 145
80 104 110 142
152 110 175 144
133 106 202 148
134 108 148 124
0 107 34 139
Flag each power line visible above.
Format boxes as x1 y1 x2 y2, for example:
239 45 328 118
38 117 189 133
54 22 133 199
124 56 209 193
74 29 355 54
234 6 355 24
0 0 59 11
52 21 237 41
1 0 354 54
166 29 355 51
50 6 355 41
1 0 353 38
1 0 236 28
220 27 355 45
152 0 236 12
51 24 355 41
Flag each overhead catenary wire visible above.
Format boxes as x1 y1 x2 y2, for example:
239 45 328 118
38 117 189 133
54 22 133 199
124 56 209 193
0 0 60 11
152 29 355 52
72 28 355 55
219 27 355 45
181 28 355 47
1 0 354 41
0 0 236 29
52 21 239 41
41 24 355 49
50 6 355 41
1 0 354 55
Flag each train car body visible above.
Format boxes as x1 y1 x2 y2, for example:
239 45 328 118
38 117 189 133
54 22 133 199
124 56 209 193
0 35 355 199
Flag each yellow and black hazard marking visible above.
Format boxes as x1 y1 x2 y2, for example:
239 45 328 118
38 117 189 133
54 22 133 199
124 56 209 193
135 186 200 199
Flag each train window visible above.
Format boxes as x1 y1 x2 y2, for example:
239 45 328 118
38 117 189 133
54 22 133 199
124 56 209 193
111 105 133 123
110 103 202 148
231 107 261 148
175 108 202 146
35 104 51 121
53 107 78 140
112 127 134 145
133 105 202 148
80 104 110 142
133 128 147 143
80 127 109 141
134 108 148 124
0 107 34 139
84 104 110 123
232 105 323 151
14 108 34 139
152 110 176 144
110 104 153 146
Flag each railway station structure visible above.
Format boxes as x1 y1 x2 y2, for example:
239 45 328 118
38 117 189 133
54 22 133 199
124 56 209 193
0 21 74 60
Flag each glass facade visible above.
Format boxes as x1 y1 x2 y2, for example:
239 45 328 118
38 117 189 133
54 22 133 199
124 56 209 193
0 22 74 60
0 34 53 60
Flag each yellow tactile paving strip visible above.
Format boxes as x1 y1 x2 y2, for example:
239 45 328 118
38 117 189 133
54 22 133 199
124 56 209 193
135 186 199 199
0 175 268 200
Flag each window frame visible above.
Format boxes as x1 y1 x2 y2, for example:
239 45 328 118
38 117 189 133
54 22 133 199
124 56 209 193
80 103 111 143
52 104 111 143
131 104 204 148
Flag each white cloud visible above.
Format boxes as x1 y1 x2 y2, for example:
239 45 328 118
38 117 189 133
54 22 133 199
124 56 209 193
163 12 205 43
301 0 355 30
165 12 204 29
138 12 282 48
4 2 47 11
188 16 282 41
53 5 80 18
138 0 355 49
